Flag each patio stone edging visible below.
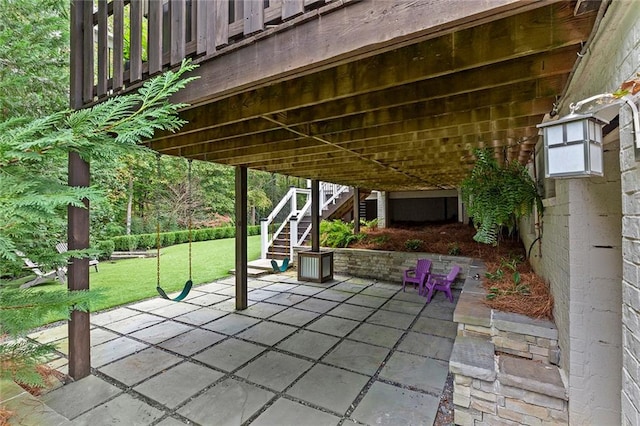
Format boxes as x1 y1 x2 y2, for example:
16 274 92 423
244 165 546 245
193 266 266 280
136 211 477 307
450 264 569 426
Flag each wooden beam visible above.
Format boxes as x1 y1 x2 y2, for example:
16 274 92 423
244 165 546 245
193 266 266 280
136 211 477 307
168 2 593 108
171 0 186 65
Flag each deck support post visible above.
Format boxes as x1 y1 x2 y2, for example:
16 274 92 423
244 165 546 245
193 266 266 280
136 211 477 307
68 0 91 381
311 179 320 252
235 166 248 310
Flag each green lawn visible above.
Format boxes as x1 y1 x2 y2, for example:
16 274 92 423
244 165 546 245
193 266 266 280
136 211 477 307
14 236 261 318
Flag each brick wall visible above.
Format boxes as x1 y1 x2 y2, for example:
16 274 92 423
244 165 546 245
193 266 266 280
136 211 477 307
556 2 640 424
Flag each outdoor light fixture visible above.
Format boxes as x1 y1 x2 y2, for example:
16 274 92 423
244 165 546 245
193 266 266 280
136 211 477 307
538 112 607 178
538 93 640 178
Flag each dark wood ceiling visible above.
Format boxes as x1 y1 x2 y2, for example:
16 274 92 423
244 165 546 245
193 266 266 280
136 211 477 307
148 1 598 191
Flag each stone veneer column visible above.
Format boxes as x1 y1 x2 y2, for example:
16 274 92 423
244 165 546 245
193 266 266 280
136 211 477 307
376 191 389 229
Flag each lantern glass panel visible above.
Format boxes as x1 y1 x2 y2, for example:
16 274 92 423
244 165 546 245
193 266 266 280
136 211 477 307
590 142 603 174
548 144 586 175
566 120 584 142
546 125 564 146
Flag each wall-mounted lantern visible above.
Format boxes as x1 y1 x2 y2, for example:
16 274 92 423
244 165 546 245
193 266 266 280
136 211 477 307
538 92 640 178
538 113 608 178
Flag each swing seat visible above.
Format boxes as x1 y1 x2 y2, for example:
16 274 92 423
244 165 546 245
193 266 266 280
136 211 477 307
157 279 193 301
270 257 290 273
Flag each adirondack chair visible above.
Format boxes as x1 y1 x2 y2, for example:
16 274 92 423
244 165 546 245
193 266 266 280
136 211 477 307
424 265 460 303
56 242 99 272
17 251 66 289
402 258 431 294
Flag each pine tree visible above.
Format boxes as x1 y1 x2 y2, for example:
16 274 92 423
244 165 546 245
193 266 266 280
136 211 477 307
0 60 197 387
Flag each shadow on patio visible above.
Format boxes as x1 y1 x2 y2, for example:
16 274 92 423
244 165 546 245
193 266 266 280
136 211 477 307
9 272 460 425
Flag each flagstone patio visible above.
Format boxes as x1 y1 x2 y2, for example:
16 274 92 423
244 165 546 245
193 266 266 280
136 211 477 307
6 272 460 425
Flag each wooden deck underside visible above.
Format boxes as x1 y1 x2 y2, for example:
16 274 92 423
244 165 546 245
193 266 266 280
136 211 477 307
85 0 599 191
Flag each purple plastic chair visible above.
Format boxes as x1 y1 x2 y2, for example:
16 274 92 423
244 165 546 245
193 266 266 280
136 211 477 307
402 259 431 294
424 265 460 303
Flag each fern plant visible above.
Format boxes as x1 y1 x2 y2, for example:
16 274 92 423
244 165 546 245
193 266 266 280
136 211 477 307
320 220 362 248
461 149 542 245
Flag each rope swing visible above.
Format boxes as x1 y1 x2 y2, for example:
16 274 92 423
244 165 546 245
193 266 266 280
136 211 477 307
155 155 193 301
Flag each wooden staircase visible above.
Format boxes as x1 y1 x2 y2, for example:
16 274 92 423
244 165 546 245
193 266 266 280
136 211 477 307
265 188 369 260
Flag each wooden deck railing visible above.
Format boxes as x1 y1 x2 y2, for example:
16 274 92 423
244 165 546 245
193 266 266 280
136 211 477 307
72 0 353 106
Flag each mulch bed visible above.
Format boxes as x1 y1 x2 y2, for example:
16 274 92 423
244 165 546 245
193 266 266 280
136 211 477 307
350 222 553 320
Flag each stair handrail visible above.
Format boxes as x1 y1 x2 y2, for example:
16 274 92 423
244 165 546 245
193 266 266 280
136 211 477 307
261 183 350 260
261 186 310 259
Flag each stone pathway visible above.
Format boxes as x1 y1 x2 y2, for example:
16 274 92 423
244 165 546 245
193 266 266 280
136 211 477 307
6 272 460 426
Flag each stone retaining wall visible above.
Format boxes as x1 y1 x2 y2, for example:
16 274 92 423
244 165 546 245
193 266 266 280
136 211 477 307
451 264 568 425
294 247 474 285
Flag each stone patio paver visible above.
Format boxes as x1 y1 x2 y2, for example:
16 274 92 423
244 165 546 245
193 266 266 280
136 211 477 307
177 378 274 425
128 321 194 344
263 283 299 292
186 292 231 306
41 375 121 420
264 292 308 306
287 285 324 296
276 330 340 359
381 299 424 315
327 303 375 321
323 340 390 376
306 315 360 337
158 328 225 356
347 323 404 348
89 328 120 346
148 301 202 318
237 321 297 345
411 316 458 338
71 393 163 425
91 336 148 367
101 313 165 335
345 294 388 309
287 363 369 414
351 381 439 426
247 289 280 301
23 271 461 426
28 324 68 343
173 307 227 325
133 361 224 408
237 301 287 319
251 397 340 426
366 309 416 329
269 307 321 326
90 307 141 326
314 288 353 302
295 297 339 313
235 350 312 391
98 347 183 386
193 338 265 372
379 351 449 394
201 313 261 335
155 417 188 426
397 332 454 361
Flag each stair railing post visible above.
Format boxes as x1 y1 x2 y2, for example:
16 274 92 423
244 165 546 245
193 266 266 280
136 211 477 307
319 183 325 216
260 217 268 259
290 186 297 213
290 215 298 261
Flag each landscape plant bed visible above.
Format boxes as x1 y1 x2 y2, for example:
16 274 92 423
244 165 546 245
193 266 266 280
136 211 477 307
349 222 552 319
